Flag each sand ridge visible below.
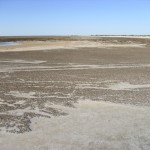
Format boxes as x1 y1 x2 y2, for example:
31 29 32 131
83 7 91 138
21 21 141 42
0 39 147 52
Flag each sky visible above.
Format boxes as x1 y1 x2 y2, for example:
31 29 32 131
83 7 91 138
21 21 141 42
0 0 150 36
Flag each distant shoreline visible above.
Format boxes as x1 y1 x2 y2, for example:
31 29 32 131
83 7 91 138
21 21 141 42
0 35 150 42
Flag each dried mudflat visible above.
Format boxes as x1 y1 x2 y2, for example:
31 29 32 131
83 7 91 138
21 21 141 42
0 37 150 150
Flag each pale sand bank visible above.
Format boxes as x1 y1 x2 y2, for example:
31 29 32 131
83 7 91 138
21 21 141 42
0 40 146 52
0 100 150 150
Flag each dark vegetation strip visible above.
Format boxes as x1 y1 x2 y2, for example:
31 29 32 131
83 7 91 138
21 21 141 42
0 36 150 44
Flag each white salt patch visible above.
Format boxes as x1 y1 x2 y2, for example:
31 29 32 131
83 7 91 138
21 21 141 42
108 82 150 90
76 81 150 91
1 63 150 73
6 91 36 99
0 98 15 106
70 64 150 69
0 60 46 64
0 101 14 107
14 100 26 105
16 63 150 71
76 83 101 90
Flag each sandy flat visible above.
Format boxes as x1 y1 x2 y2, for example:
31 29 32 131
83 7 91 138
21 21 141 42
0 37 150 149
1 100 150 150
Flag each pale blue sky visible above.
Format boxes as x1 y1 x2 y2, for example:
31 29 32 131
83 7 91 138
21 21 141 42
0 0 150 35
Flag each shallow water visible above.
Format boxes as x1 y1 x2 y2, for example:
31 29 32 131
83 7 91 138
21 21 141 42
0 42 18 46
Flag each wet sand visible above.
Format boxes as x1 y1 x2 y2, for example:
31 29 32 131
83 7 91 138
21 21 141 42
0 37 150 149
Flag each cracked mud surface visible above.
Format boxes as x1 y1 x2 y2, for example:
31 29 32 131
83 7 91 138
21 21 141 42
0 46 150 135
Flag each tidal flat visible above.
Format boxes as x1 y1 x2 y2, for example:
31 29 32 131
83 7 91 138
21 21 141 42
0 36 150 150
